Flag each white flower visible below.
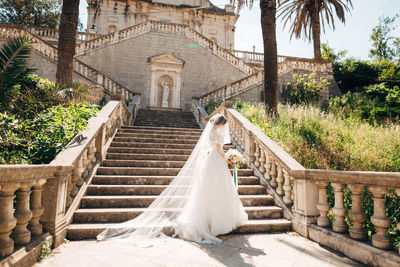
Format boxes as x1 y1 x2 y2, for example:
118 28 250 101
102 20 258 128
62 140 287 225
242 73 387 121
225 149 245 165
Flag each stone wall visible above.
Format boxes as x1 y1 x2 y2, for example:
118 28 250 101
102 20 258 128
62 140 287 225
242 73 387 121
76 31 247 111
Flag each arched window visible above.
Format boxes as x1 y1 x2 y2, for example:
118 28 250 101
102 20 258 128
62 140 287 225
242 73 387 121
108 25 117 33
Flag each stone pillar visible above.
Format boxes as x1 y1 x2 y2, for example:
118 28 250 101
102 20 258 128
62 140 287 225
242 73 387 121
292 177 319 237
276 165 284 195
370 186 391 249
41 168 71 247
348 184 367 240
331 183 347 233
282 170 293 206
315 181 330 227
29 179 46 236
0 184 20 256
11 182 33 245
243 130 255 165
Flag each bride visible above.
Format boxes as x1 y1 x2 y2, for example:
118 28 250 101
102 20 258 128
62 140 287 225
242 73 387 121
97 113 248 245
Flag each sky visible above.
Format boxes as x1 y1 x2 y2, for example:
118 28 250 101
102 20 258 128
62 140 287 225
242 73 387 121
79 0 400 60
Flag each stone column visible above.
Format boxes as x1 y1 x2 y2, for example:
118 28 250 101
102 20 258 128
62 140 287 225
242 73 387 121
315 181 330 227
370 186 391 249
11 182 33 245
282 170 293 206
0 184 20 256
331 183 347 233
348 184 367 240
29 179 46 236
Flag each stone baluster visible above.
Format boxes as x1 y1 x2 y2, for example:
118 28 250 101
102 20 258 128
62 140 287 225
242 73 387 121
276 165 284 195
315 181 330 227
282 170 293 205
11 182 33 245
369 186 391 249
254 142 260 168
263 153 271 181
28 179 46 236
0 184 20 256
331 183 347 233
76 156 85 186
269 160 278 188
258 146 265 174
347 184 367 240
81 151 89 179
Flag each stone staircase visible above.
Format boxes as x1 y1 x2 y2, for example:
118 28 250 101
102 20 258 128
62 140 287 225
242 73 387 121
67 110 291 240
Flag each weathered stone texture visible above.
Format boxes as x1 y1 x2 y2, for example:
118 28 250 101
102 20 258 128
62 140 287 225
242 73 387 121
76 32 247 111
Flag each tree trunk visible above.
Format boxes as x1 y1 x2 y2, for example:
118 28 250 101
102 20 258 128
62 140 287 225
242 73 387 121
260 0 278 114
311 5 321 60
56 0 80 85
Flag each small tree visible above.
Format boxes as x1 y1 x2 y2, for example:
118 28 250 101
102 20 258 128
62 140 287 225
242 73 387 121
369 15 400 61
0 0 61 28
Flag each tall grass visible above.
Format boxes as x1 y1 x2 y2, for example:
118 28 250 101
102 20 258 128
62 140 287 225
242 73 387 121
238 102 400 171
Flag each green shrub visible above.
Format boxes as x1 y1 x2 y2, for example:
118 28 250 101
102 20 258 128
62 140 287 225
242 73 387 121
0 103 100 164
285 72 329 106
204 99 223 114
330 83 400 124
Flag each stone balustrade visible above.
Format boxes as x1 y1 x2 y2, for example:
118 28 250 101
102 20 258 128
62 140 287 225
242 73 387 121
0 23 102 42
193 102 400 266
233 50 333 73
0 97 140 263
75 20 255 75
198 71 263 107
73 60 135 101
0 24 135 102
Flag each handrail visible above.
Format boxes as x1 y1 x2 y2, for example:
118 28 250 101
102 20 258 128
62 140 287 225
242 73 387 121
76 20 256 75
0 24 135 101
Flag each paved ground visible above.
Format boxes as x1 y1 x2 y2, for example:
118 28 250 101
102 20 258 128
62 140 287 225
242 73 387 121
35 233 363 267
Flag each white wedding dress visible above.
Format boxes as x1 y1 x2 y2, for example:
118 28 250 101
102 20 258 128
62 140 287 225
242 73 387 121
97 114 248 245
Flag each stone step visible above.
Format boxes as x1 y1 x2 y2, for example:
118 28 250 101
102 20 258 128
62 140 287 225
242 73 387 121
110 142 195 149
102 159 186 168
67 219 291 240
115 132 201 140
81 195 274 208
134 123 200 128
91 175 260 185
106 153 190 161
73 206 283 223
96 167 254 176
107 147 194 155
119 129 202 136
121 126 203 133
112 137 199 144
86 185 266 196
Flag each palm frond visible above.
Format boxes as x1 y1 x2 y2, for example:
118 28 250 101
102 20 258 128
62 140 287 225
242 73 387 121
0 37 34 88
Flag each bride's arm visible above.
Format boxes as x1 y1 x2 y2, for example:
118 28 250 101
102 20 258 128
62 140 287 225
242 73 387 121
214 144 234 166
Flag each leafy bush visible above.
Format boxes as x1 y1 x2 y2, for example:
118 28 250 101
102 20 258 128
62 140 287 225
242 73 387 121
0 103 100 164
285 72 329 106
330 83 400 124
204 99 223 115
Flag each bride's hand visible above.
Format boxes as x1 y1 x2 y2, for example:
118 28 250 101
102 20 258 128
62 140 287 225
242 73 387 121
226 159 234 166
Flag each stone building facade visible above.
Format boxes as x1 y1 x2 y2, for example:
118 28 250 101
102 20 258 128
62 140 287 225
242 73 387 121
87 0 237 49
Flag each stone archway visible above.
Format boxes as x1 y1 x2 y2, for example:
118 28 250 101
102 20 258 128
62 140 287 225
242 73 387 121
148 53 185 109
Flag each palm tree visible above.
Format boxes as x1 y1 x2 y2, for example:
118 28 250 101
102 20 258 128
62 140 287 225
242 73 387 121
232 0 279 113
56 0 80 84
278 0 352 60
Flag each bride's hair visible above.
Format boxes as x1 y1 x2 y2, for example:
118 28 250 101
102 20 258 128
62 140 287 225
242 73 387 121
210 114 227 126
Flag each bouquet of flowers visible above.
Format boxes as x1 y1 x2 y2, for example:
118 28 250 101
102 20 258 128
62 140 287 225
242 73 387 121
225 149 245 188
